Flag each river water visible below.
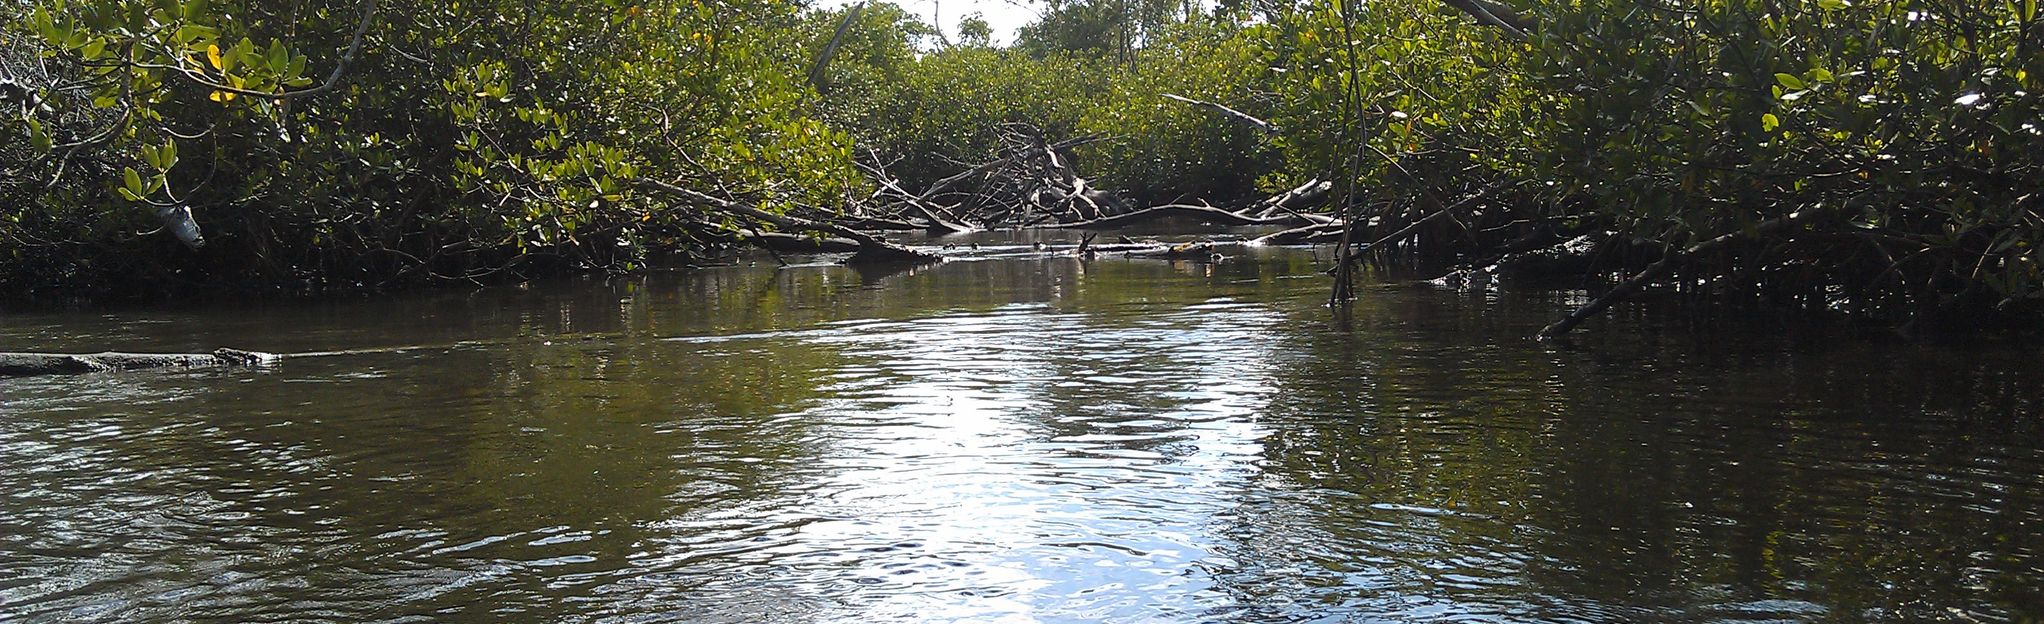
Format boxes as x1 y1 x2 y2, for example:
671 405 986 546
2 237 2041 623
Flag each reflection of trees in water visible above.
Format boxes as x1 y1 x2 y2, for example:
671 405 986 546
18 253 2042 621
1198 292 2044 621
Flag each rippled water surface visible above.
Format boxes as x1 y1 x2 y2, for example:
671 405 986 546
3 240 2042 623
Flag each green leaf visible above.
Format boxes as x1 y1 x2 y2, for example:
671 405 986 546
81 38 106 59
1816 0 1847 9
1761 113 1781 132
184 0 209 20
1775 73 1806 90
123 168 145 195
32 9 58 42
177 24 217 44
27 119 52 153
162 139 179 170
267 39 287 72
1809 68 1834 83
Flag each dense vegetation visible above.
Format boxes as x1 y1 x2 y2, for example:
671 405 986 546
5 0 2040 328
3 0 858 294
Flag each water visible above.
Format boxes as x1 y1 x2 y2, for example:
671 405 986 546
3 239 2041 623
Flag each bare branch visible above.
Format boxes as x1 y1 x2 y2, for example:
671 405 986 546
1161 93 1277 134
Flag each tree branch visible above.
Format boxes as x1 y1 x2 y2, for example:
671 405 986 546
1162 93 1277 134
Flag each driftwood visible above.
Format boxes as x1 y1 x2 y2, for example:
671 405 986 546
0 348 277 378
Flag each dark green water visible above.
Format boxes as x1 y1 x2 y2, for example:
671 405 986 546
3 239 2041 623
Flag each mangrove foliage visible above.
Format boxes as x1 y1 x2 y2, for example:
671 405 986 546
3 0 2039 331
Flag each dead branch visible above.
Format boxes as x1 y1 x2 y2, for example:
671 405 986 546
921 135 1111 198
637 179 940 264
1043 204 1328 230
1249 178 1332 219
809 2 868 92
1162 93 1278 134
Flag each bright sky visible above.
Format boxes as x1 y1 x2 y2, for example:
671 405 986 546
817 0 1044 46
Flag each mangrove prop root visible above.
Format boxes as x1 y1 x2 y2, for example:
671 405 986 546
1536 213 1812 340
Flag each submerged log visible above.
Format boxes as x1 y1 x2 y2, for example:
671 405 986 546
0 348 278 378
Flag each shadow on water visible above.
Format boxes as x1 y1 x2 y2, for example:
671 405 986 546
1 240 2040 623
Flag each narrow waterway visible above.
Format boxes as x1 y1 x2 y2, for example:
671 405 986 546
3 238 2040 623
